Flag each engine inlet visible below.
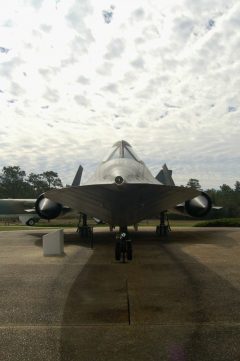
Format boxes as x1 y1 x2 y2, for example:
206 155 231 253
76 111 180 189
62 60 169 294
115 176 124 185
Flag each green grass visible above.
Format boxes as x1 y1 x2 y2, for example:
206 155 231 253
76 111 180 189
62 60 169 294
0 225 61 231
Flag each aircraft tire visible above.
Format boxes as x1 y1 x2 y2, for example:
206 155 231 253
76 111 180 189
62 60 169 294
26 218 35 226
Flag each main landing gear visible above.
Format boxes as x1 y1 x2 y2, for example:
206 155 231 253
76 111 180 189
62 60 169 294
156 211 171 236
77 213 93 247
115 227 132 262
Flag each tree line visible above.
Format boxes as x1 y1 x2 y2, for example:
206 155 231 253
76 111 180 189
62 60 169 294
0 167 239 218
0 166 63 198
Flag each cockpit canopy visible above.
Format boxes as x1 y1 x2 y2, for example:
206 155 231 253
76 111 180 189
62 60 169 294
103 140 142 162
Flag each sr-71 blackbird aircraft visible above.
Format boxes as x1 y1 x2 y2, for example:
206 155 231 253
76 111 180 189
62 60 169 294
35 140 213 261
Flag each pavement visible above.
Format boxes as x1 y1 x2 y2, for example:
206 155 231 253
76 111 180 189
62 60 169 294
0 226 240 361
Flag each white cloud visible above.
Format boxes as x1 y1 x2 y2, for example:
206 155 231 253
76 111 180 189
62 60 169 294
0 0 239 189
104 38 125 59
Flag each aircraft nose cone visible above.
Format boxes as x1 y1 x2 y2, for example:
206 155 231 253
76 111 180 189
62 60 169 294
35 194 62 220
39 198 57 212
185 193 212 217
190 196 208 209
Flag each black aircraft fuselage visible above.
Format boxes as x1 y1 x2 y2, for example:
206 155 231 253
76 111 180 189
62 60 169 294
36 140 210 227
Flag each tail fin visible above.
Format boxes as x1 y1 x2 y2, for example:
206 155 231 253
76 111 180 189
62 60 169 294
156 164 175 186
71 165 83 186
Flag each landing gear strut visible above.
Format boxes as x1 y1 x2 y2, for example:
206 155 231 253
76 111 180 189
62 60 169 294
115 227 132 262
77 213 93 247
156 211 171 236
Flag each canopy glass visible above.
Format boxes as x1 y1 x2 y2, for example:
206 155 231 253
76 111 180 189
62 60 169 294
103 140 141 162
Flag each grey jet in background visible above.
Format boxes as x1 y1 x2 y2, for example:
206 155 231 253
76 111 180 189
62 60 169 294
35 140 213 261
0 199 38 226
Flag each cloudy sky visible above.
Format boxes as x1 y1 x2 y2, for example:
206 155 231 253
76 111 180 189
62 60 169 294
0 0 239 189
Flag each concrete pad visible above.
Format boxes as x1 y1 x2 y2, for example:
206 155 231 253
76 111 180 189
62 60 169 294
0 227 240 360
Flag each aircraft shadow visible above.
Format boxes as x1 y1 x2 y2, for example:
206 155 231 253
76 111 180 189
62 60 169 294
58 228 240 361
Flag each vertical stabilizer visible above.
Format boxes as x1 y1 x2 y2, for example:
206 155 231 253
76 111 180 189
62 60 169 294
156 164 175 186
71 165 83 186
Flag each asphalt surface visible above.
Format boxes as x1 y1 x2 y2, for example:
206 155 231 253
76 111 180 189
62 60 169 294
0 227 240 361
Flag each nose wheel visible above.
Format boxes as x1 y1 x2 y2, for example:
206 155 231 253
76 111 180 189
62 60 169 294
115 231 132 262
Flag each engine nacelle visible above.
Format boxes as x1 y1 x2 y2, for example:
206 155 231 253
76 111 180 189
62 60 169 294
35 194 62 220
185 192 212 217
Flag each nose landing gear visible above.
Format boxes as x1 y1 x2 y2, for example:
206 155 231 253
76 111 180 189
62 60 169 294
115 229 132 262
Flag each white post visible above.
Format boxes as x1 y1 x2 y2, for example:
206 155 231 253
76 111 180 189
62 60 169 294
42 229 64 256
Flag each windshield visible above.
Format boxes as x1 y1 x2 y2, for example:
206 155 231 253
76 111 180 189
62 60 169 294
103 140 141 162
